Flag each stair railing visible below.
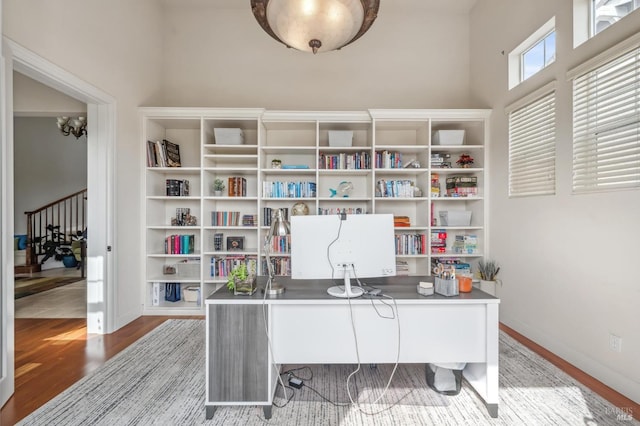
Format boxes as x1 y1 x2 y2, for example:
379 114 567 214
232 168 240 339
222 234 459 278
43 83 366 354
24 189 87 268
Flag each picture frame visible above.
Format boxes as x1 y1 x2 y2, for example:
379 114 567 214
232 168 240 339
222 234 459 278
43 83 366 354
226 236 244 251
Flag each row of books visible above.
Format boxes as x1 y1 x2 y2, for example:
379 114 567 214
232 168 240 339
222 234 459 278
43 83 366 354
376 179 417 198
319 151 371 170
262 258 291 276
166 179 190 196
164 234 195 255
147 139 181 168
209 255 257 278
262 181 317 198
395 233 427 255
211 211 241 226
263 207 289 226
318 207 366 215
265 235 290 254
242 214 257 226
375 150 404 169
227 177 247 197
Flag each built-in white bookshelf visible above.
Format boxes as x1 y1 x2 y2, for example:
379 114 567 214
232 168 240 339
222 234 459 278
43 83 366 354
141 108 490 315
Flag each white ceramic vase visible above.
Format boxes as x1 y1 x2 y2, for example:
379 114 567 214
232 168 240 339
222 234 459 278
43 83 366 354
479 280 497 296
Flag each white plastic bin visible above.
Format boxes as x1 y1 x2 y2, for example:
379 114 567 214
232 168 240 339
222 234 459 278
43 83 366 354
214 128 244 145
328 131 353 147
439 210 472 226
433 130 465 145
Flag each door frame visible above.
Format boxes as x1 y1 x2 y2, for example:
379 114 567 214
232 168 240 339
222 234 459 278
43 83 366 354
1 38 117 406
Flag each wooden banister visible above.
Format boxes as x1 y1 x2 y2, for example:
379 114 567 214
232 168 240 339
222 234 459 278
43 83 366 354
22 189 87 271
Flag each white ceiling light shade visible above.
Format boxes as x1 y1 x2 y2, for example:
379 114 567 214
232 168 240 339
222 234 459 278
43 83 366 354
251 0 380 54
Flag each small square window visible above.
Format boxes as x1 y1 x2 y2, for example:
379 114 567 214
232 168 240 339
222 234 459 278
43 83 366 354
508 18 556 89
593 0 640 35
522 31 556 82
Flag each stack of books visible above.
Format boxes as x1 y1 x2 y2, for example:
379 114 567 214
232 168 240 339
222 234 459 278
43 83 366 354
395 260 409 276
394 216 411 227
446 176 478 197
430 229 447 254
242 214 257 226
452 234 478 254
430 152 451 168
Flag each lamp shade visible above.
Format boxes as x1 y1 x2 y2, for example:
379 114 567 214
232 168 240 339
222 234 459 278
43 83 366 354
251 0 379 54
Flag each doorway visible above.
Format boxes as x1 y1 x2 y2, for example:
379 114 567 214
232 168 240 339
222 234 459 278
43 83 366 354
1 38 116 406
13 99 88 318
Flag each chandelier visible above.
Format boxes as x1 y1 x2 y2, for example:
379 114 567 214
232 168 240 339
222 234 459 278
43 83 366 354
56 116 87 139
250 0 380 54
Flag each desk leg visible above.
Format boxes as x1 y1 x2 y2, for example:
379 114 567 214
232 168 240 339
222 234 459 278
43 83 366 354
205 405 217 420
487 404 498 418
263 404 272 419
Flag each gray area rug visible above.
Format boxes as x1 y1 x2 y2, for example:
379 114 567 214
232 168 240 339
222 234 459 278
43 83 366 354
19 319 637 425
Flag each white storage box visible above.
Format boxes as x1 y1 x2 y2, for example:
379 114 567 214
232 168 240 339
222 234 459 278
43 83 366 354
433 130 465 145
182 286 201 303
439 210 472 226
328 131 353 147
214 128 244 145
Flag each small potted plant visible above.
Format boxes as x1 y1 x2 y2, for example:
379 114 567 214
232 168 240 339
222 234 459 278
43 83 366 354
212 179 225 196
456 153 474 168
271 159 282 169
477 259 500 296
226 263 257 295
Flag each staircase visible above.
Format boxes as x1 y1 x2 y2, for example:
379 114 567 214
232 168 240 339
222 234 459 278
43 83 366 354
16 189 87 274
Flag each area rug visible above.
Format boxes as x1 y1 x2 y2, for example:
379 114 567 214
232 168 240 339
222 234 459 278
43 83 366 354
14 276 84 299
18 320 638 425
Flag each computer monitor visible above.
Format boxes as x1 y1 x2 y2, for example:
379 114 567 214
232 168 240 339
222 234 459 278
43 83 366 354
290 213 397 298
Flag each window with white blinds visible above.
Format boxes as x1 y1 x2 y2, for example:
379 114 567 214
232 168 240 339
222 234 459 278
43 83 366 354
572 45 640 193
508 90 556 197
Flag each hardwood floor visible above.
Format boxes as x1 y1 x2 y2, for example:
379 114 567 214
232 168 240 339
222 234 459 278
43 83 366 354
1 318 636 424
0 316 202 425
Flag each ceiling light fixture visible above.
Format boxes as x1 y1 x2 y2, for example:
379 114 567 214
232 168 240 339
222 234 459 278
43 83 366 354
56 116 87 139
250 0 379 54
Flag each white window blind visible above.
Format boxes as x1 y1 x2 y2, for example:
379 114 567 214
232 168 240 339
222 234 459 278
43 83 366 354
508 91 556 197
572 45 640 193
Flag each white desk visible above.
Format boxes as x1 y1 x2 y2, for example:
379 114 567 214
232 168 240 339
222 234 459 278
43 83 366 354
205 276 500 419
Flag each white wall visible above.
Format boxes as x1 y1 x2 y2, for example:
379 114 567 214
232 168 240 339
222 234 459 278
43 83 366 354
3 0 164 329
13 71 86 115
13 117 87 235
470 1 640 403
160 2 472 109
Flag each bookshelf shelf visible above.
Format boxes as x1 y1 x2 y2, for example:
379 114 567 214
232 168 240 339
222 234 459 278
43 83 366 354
142 108 489 315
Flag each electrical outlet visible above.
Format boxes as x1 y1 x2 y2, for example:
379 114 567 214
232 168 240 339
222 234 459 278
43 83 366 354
609 334 622 353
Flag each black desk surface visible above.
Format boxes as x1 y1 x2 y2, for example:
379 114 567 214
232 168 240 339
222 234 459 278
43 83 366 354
207 276 499 303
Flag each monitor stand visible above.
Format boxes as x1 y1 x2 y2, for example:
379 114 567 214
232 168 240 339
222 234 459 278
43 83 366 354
327 266 364 298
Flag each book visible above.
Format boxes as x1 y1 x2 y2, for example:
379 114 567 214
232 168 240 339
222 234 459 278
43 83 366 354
163 139 181 167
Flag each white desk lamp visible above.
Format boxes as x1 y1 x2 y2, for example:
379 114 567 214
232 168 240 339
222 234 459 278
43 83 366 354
264 209 290 296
